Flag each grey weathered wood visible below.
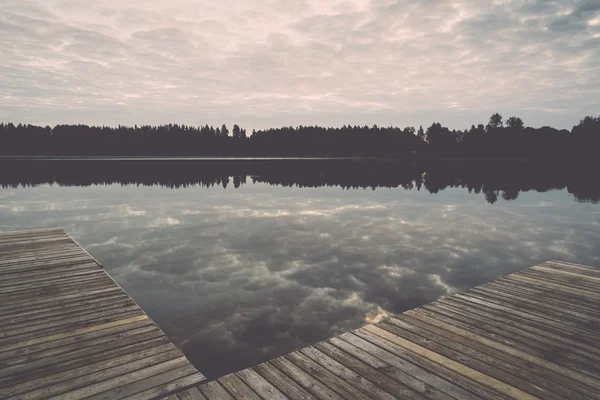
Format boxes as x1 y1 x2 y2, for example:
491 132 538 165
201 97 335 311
0 319 152 362
0 325 159 369
236 368 287 400
47 357 191 399
177 387 206 400
84 366 203 400
197 381 235 400
546 260 600 278
430 300 600 359
0 229 206 400
405 308 600 391
253 363 317 400
314 340 426 400
0 343 177 398
417 304 600 399
119 372 206 400
1 298 135 331
218 374 261 400
345 330 480 400
300 346 397 400
270 357 343 400
484 279 600 316
285 351 371 400
9 349 185 399
0 294 132 326
383 316 572 400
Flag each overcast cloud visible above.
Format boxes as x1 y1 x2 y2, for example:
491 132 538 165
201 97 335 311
1 0 599 129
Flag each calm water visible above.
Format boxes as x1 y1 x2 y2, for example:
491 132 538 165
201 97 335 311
1 159 599 378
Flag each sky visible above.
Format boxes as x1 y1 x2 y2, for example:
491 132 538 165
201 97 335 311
1 0 599 131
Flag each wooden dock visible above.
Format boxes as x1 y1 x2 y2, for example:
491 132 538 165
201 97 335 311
176 260 600 400
0 228 206 399
2 228 600 400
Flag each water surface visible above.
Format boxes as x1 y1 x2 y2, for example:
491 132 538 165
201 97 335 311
1 159 599 378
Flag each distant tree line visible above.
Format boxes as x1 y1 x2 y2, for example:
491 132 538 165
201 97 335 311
1 159 598 204
0 115 599 158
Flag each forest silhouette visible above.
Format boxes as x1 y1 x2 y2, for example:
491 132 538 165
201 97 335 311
1 115 599 158
1 159 598 204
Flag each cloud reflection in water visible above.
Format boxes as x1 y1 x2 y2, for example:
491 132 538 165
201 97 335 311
0 181 599 378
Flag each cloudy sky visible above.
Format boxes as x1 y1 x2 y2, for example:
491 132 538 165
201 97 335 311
1 0 599 130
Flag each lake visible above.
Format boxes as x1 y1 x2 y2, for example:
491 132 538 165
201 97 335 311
1 159 599 379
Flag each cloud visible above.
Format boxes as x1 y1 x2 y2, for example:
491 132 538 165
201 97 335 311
0 0 598 129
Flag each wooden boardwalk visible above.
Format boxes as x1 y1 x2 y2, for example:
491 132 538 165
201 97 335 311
176 260 600 400
0 228 206 400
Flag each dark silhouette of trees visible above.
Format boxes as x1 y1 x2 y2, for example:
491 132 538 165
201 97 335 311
506 117 524 129
486 113 503 131
0 114 598 158
1 159 598 204
417 126 425 142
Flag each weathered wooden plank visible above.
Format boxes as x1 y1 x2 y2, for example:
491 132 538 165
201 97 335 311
0 337 171 389
0 229 204 400
0 265 102 288
253 363 317 400
0 318 152 362
0 293 131 325
236 368 287 400
72 364 201 400
1 297 134 330
421 303 600 399
8 349 185 399
546 261 600 278
0 343 177 398
0 230 65 243
385 315 577 400
415 302 600 380
269 357 343 400
454 292 600 338
45 356 191 399
0 244 83 260
0 236 73 249
0 250 89 267
440 295 600 345
469 286 600 325
300 345 397 400
0 279 117 306
505 274 600 301
533 265 600 282
0 274 113 298
347 330 496 400
0 287 121 315
0 305 142 341
314 340 427 400
431 300 600 360
116 371 205 400
363 324 538 400
1 309 145 348
0 227 63 237
484 280 600 317
0 329 165 382
286 350 374 400
0 314 148 353
405 308 600 391
177 387 206 400
197 380 235 400
218 373 261 400
0 325 158 369
519 269 600 293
